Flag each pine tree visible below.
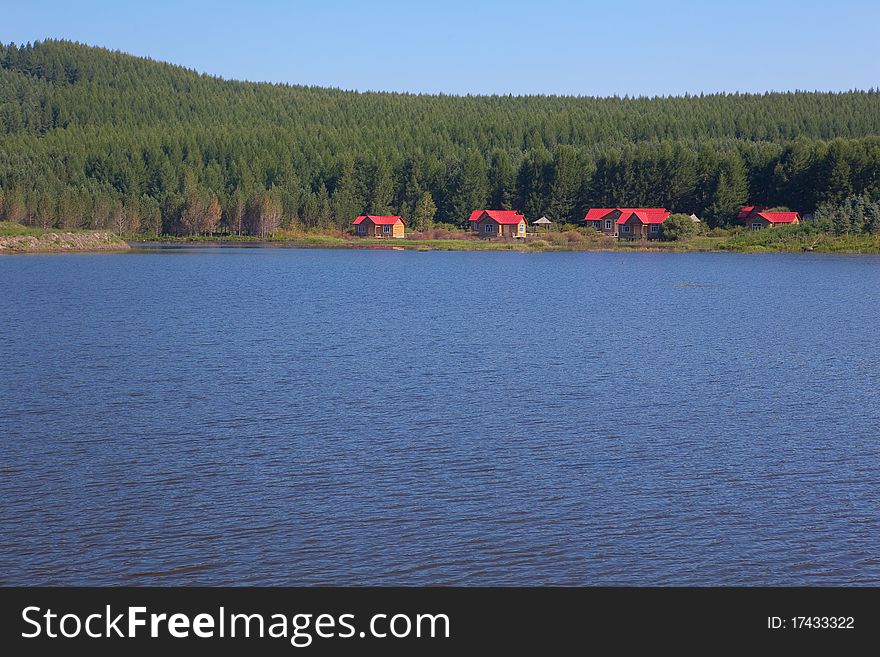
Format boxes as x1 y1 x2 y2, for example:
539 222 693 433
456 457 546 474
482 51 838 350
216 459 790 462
823 155 853 206
516 149 551 220
332 158 364 227
488 149 516 210
706 151 749 226
370 161 395 216
412 191 437 230
449 150 489 224
548 145 580 223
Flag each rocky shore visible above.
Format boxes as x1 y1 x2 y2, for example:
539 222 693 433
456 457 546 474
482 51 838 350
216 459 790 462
0 231 130 254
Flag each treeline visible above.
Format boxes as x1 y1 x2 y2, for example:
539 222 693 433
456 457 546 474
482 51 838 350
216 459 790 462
813 194 880 234
1 40 879 234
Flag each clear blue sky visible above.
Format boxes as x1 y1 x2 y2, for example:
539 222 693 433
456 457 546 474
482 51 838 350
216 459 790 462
2 0 878 96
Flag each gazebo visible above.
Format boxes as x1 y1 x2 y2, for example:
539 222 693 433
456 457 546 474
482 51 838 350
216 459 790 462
533 216 552 232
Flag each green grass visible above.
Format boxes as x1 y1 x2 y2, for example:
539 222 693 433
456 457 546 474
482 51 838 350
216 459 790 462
0 221 54 237
717 226 880 254
0 221 95 237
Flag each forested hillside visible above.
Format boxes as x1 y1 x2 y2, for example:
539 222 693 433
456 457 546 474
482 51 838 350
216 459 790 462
1 40 879 235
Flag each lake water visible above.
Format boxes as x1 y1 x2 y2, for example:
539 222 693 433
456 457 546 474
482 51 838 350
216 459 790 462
1 247 879 585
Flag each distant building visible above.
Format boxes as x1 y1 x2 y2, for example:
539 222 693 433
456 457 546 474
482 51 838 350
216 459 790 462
736 205 769 221
617 209 672 240
746 211 801 230
584 208 620 235
532 216 553 232
584 208 670 237
689 213 701 223
353 215 405 238
469 210 527 238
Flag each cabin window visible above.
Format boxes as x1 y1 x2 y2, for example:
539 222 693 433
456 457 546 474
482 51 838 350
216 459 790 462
357 224 365 234
651 225 659 233
604 220 612 229
621 225 631 233
751 222 763 231
485 223 493 233
383 225 391 234
519 223 525 233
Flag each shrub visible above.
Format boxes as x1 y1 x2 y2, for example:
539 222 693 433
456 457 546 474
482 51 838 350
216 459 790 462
546 232 570 246
659 213 701 241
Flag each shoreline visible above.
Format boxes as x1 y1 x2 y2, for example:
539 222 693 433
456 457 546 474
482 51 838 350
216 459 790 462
128 236 880 255
0 231 130 254
2 228 878 256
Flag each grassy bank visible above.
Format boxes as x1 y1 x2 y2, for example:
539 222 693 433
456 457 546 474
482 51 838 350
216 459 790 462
718 227 880 254
136 231 700 252
7 221 878 254
133 226 880 254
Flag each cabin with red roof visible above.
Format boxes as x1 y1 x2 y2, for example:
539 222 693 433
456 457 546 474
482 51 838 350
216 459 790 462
469 210 527 238
352 215 405 238
617 209 672 239
745 211 801 230
584 208 670 239
584 208 621 235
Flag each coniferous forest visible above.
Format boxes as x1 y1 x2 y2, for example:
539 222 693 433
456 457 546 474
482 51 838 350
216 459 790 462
1 40 879 236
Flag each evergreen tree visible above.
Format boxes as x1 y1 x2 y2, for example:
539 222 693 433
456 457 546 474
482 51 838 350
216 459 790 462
370 161 395 216
398 156 425 222
488 149 516 210
315 182 333 228
412 190 437 230
823 153 853 206
548 145 580 223
449 149 488 224
332 158 365 227
706 151 749 226
516 149 552 220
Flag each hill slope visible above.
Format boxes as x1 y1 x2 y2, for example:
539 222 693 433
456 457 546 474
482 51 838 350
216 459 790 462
1 40 878 234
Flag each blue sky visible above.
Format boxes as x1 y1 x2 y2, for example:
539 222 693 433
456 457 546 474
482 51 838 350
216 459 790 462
2 0 878 96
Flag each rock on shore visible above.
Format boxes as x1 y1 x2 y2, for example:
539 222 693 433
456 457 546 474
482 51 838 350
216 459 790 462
0 231 130 253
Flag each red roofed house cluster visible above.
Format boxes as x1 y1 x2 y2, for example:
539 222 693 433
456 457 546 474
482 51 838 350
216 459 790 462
352 215 406 238
468 210 528 238
583 208 671 239
352 204 801 241
584 205 801 238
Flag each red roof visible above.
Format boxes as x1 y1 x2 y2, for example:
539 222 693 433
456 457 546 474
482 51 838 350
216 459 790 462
756 211 800 224
352 215 404 225
468 210 526 225
584 208 617 221
584 208 669 224
615 208 670 225
737 205 768 219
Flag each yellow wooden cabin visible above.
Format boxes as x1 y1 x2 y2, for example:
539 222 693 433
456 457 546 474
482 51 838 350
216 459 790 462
353 215 406 238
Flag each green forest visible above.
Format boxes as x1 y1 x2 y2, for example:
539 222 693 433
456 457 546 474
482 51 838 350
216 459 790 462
1 40 879 236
